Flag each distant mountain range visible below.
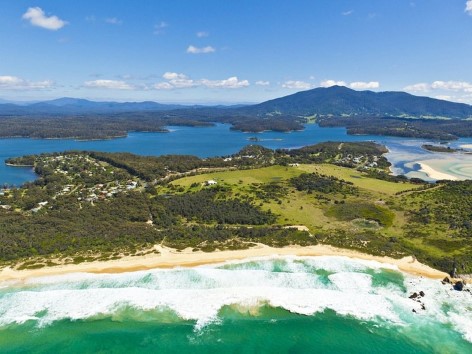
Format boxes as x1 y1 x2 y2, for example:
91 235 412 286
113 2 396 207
240 86 472 119
1 86 472 119
0 97 185 114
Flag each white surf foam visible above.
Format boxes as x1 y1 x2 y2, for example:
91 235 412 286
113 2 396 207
0 256 471 342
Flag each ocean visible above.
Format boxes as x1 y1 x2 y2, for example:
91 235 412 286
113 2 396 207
1 256 471 353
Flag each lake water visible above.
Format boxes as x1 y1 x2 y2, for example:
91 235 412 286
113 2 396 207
2 123 472 186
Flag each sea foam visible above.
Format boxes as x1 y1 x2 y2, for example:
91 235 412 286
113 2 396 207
0 256 471 342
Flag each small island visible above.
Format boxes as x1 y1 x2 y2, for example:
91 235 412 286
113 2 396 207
422 144 463 153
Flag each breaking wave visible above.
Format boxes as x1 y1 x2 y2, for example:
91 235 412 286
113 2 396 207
0 256 471 342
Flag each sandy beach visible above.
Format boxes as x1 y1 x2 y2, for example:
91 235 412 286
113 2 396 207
0 243 448 283
418 161 459 180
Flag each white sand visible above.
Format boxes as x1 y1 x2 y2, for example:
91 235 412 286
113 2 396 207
418 162 459 180
0 244 448 283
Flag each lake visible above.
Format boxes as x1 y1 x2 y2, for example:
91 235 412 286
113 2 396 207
2 123 472 186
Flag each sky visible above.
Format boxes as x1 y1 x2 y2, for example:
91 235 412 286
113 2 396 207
0 0 472 104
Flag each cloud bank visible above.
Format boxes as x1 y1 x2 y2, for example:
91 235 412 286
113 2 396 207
84 80 133 90
154 72 249 90
0 75 53 89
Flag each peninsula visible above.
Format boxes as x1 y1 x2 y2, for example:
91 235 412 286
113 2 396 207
1 142 471 278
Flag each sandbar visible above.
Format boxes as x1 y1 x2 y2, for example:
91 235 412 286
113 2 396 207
418 161 459 180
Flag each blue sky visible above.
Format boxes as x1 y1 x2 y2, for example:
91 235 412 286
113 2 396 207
1 0 472 104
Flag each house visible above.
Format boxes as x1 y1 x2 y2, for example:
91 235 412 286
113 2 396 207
206 179 217 186
126 181 138 190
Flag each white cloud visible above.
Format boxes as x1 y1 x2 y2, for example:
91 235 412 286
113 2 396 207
22 7 67 30
162 72 186 80
403 80 472 104
153 82 174 90
84 79 133 90
255 81 270 86
161 72 196 88
349 81 380 89
154 73 249 90
404 81 472 93
0 75 53 90
105 17 122 25
201 77 249 89
431 80 472 92
196 31 209 38
282 80 313 89
319 80 347 88
186 45 215 54
342 10 353 16
466 1 472 14
403 83 430 92
154 22 168 35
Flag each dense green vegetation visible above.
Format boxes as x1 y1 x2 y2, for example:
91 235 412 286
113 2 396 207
326 202 395 227
2 86 472 139
422 144 463 153
2 142 472 275
289 172 357 194
160 187 276 225
318 116 472 140
0 115 212 140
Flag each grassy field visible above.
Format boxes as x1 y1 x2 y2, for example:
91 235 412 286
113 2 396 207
168 164 420 233
164 162 472 273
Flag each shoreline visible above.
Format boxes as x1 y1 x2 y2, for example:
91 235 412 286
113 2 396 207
0 244 448 283
418 161 459 181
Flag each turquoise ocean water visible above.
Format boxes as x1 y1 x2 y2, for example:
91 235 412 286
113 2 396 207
1 256 471 353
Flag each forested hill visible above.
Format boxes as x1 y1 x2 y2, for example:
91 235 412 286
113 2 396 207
236 86 472 119
2 86 472 119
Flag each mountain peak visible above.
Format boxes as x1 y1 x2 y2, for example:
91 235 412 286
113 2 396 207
242 86 472 119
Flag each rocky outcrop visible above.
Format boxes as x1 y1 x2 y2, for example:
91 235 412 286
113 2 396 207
454 281 464 291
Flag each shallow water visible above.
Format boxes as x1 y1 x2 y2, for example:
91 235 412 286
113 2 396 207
1 256 471 353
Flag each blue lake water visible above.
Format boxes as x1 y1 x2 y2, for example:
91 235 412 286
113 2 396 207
2 123 472 186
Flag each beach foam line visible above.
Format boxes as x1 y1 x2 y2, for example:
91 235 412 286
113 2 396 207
0 244 448 283
418 162 459 181
0 256 470 343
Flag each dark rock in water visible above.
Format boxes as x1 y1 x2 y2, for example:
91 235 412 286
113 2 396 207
454 281 464 291
409 292 418 299
421 304 426 310
412 309 417 313
419 291 425 297
442 277 450 284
